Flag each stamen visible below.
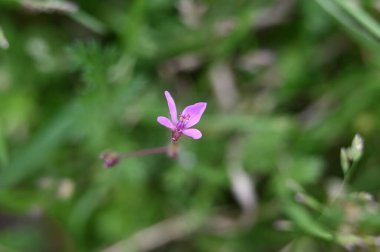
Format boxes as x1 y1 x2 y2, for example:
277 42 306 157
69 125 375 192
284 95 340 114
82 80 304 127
172 114 191 141
176 114 191 130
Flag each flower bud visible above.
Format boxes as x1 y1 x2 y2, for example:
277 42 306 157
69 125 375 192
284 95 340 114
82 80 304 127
100 151 120 168
350 134 363 162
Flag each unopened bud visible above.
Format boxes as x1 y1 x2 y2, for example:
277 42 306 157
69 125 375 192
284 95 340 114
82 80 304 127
340 134 364 176
351 134 364 161
100 151 120 168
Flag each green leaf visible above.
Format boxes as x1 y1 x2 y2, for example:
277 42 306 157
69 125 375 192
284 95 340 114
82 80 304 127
0 124 8 167
315 0 380 53
288 157 324 185
68 10 108 35
69 186 108 239
0 26 9 49
286 203 332 241
335 0 380 41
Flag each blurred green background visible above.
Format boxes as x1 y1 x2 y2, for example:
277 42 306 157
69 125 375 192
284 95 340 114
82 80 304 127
1 0 380 251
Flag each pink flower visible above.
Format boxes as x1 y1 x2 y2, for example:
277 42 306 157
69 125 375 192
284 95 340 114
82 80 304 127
157 91 207 142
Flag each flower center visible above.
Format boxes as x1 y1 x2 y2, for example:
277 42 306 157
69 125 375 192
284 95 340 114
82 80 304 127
172 114 191 142
176 114 190 130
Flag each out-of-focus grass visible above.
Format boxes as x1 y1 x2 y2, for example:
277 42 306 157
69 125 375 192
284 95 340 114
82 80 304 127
1 0 380 251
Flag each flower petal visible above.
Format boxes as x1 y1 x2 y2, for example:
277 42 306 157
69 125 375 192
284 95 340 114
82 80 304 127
181 102 207 128
164 91 178 124
157 116 175 130
182 128 202 140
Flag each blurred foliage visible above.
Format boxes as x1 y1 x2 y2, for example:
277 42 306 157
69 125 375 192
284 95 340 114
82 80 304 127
1 0 380 251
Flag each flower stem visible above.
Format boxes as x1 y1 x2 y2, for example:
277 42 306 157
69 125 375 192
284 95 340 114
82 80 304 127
121 146 168 158
101 143 179 168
